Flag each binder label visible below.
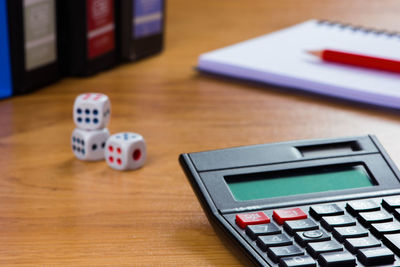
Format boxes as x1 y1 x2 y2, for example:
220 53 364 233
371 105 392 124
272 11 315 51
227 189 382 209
23 0 57 71
87 0 115 59
133 0 163 38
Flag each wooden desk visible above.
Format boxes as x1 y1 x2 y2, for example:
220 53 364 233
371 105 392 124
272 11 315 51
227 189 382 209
1 0 400 265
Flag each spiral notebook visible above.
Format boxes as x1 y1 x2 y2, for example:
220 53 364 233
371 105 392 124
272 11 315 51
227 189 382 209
198 20 400 109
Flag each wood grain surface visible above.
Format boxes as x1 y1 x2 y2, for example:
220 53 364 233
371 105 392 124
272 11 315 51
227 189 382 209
1 0 400 265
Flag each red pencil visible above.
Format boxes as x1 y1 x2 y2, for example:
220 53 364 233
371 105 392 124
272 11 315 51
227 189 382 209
308 49 400 74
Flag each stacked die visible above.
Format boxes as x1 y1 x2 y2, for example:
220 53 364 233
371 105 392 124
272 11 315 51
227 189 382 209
71 93 111 161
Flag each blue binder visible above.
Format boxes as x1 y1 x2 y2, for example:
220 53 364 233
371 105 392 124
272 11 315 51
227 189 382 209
0 0 12 99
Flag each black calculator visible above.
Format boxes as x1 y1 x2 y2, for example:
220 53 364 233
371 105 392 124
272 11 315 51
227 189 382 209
179 135 400 266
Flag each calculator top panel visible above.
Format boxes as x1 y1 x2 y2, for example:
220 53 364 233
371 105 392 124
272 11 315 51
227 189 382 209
181 135 400 214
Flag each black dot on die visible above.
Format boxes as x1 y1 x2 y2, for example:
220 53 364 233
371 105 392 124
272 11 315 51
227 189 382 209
101 142 105 149
85 109 90 114
92 144 97 150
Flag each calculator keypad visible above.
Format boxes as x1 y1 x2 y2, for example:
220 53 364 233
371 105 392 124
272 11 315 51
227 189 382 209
226 195 400 266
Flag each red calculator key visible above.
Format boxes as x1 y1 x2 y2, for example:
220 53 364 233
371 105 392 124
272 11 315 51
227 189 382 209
236 212 270 229
273 208 307 225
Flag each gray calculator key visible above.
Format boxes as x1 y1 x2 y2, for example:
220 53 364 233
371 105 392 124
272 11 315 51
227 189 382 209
382 196 400 212
321 214 356 231
371 221 400 237
268 245 304 263
332 224 368 242
257 233 292 251
294 229 331 247
309 204 344 220
383 233 400 256
284 218 319 235
306 240 343 258
358 210 393 227
357 247 395 266
246 223 281 240
346 200 380 215
393 209 400 221
279 255 316 267
344 236 381 253
318 251 356 267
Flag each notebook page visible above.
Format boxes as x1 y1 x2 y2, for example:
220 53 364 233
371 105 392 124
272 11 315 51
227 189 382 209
198 20 400 109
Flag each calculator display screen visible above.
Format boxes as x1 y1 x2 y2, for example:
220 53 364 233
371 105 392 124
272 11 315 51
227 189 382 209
225 165 374 201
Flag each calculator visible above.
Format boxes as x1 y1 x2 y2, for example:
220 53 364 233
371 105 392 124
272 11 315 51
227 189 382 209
179 135 400 266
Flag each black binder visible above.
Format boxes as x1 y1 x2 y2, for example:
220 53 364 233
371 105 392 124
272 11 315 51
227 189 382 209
58 0 117 76
116 0 165 62
5 0 60 96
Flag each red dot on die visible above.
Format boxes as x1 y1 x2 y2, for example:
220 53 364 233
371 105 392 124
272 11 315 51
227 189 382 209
117 148 121 154
117 158 122 165
133 149 141 161
109 156 114 163
108 146 114 152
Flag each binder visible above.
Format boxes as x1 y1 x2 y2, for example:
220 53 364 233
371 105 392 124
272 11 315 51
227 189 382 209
116 0 165 61
58 0 116 76
0 0 12 99
0 0 59 98
198 20 400 110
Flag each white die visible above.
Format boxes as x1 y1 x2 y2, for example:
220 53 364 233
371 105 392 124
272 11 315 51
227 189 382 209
105 132 146 171
71 128 110 161
73 93 111 130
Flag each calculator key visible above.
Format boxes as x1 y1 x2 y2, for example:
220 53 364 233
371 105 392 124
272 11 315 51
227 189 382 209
332 224 368 242
383 233 400 256
394 209 400 221
245 223 281 240
235 211 270 229
294 229 331 247
382 196 400 212
370 221 400 237
317 251 356 267
279 255 316 267
346 200 380 216
357 247 395 266
344 236 381 253
358 210 393 227
321 215 356 231
309 204 344 220
256 233 293 251
284 219 319 235
306 240 343 258
273 208 307 225
267 245 304 263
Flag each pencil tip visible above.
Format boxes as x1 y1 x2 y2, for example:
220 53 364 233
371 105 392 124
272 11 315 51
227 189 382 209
307 50 323 57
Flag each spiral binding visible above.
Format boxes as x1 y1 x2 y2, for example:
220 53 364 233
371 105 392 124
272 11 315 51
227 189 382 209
317 19 400 38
